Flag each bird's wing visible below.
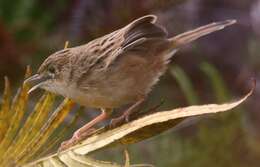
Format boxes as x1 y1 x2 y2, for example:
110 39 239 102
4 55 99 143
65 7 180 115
121 15 168 51
97 15 169 68
75 15 168 73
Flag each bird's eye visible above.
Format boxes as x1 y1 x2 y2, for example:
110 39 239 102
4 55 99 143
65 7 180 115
48 66 56 74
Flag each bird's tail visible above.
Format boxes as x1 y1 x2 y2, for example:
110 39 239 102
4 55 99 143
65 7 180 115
162 19 236 62
169 19 237 48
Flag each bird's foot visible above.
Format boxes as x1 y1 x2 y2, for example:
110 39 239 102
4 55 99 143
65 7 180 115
59 128 96 151
109 98 145 129
109 113 130 129
109 100 163 129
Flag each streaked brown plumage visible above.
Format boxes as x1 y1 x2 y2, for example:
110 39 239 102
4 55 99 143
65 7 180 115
24 15 236 149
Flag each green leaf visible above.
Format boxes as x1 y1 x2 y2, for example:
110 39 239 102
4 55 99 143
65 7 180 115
200 62 230 102
170 66 199 105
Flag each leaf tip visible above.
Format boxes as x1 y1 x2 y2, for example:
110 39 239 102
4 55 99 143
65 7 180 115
247 77 256 97
4 76 10 89
64 41 69 49
24 66 32 79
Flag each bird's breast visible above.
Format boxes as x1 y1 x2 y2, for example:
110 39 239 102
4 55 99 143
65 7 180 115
66 88 130 108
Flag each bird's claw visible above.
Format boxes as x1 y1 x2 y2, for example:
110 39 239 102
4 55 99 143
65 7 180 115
59 138 77 152
58 128 96 151
109 114 130 129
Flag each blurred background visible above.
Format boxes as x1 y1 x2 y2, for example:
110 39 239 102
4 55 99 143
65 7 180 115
0 0 260 166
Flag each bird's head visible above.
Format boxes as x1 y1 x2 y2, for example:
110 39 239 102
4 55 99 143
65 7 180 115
24 49 71 94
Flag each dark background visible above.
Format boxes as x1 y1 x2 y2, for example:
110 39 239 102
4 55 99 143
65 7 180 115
1 0 260 166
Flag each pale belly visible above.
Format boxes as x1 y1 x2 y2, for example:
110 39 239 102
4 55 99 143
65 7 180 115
43 80 139 108
69 79 141 108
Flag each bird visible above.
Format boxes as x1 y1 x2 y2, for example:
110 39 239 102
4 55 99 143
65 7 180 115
24 15 236 149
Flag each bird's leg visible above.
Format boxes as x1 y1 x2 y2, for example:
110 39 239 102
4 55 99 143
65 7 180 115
110 98 145 128
72 109 109 140
59 108 112 151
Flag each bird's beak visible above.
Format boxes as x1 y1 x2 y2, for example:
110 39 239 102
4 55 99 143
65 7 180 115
24 74 51 94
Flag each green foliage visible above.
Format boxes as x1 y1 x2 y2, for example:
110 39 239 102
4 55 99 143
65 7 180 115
170 65 199 105
200 62 230 102
164 63 253 167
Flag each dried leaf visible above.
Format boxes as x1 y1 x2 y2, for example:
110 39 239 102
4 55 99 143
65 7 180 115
0 77 11 141
34 108 81 159
0 68 30 156
24 82 254 166
16 98 75 164
0 67 80 166
2 92 55 163
64 41 69 49
124 149 130 167
26 152 121 167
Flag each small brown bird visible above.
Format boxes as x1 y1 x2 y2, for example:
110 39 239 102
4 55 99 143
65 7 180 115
24 15 236 147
